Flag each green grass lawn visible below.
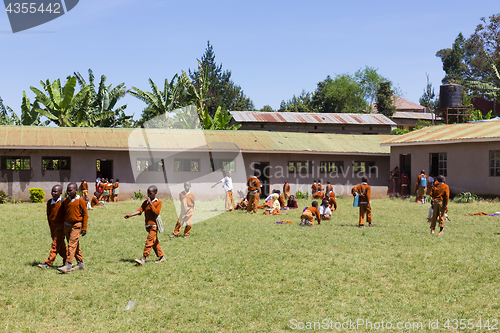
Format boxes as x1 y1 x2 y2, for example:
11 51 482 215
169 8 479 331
0 197 499 332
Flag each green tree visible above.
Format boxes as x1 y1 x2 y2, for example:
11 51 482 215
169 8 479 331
419 73 438 109
310 75 367 113
376 81 396 118
260 105 275 112
436 33 469 83
355 66 389 110
0 95 19 125
188 41 253 116
30 77 93 127
278 90 312 112
130 75 185 128
74 69 133 128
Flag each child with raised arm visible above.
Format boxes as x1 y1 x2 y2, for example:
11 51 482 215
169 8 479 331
170 182 195 238
124 185 165 265
39 185 67 269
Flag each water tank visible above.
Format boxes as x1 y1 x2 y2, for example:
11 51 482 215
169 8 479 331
439 84 462 108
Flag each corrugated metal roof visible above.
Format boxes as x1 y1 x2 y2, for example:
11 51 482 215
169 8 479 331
381 120 500 146
229 111 396 126
0 126 390 155
392 112 442 120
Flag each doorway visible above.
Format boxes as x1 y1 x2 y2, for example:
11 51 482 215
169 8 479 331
96 159 113 180
253 162 270 198
399 154 411 194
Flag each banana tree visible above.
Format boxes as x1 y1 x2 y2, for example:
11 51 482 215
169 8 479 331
181 62 212 123
465 52 500 100
0 95 19 125
130 75 185 127
74 69 132 127
30 76 92 127
202 106 241 130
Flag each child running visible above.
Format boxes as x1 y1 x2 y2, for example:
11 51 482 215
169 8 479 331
124 185 165 265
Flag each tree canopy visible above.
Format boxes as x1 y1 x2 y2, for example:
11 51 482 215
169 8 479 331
310 74 367 113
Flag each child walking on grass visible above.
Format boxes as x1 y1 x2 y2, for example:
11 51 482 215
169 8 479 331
39 185 67 269
124 185 165 265
170 182 195 238
57 183 88 273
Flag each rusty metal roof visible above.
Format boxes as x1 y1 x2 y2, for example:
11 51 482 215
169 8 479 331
392 112 442 121
0 126 390 155
229 111 396 126
381 120 500 146
371 96 426 112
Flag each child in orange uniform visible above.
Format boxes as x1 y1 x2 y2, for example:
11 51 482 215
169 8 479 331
246 170 261 213
91 191 103 208
283 180 290 201
170 182 195 238
124 185 165 265
429 175 450 235
80 178 88 199
39 185 68 269
57 183 88 273
111 178 120 202
352 177 372 228
300 201 321 226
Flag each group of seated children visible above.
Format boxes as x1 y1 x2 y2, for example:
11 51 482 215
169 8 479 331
84 178 119 209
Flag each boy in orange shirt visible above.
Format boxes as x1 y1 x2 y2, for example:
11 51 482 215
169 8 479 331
112 179 120 202
91 191 103 208
39 185 68 269
430 175 450 235
57 183 88 273
80 178 88 199
246 170 261 214
124 185 165 265
352 176 372 228
283 180 290 201
300 201 321 226
170 182 195 238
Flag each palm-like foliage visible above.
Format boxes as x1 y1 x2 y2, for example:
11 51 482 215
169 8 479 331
464 52 500 100
202 106 241 130
0 95 19 125
74 69 133 127
30 77 92 127
181 62 212 119
130 75 185 128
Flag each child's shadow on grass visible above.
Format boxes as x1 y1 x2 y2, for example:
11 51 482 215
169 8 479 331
119 259 137 263
494 233 500 236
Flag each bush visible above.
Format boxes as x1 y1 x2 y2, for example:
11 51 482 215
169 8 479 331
0 190 9 204
453 192 478 203
295 190 309 199
390 128 410 135
133 190 145 200
29 188 45 203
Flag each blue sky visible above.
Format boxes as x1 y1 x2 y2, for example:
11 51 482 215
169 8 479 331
1 0 498 120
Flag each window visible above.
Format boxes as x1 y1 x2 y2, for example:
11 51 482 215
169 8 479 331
430 153 447 177
42 157 70 170
320 161 344 174
288 161 311 174
1 156 31 170
136 158 164 172
211 159 235 172
174 158 200 172
352 161 376 174
490 151 500 177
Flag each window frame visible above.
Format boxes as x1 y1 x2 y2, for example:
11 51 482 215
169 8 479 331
136 158 164 172
288 161 311 175
174 158 200 172
490 150 500 177
42 157 71 171
1 156 31 171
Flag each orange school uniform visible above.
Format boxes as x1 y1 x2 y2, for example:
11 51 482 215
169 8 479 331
62 195 88 264
301 206 321 226
44 197 68 266
139 198 164 258
430 182 450 230
283 183 290 201
173 191 195 236
352 183 372 226
246 176 261 213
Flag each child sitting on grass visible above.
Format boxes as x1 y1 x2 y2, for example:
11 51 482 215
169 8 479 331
124 185 165 265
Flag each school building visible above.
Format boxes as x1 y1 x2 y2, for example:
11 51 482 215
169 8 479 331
381 120 500 196
0 126 392 201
